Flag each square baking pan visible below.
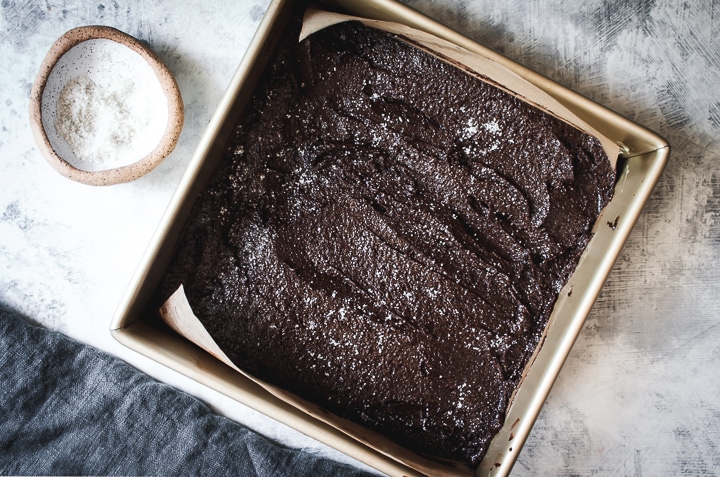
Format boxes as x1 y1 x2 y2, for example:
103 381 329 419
110 0 669 475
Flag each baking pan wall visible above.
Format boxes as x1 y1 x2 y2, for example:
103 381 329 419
111 0 669 475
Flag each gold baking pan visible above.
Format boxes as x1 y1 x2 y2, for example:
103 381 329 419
110 0 669 475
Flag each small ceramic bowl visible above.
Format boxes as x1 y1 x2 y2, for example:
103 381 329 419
29 26 184 186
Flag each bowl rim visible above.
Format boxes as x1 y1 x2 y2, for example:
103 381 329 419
29 25 184 186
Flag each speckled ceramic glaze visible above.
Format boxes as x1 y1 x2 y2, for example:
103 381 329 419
29 25 184 186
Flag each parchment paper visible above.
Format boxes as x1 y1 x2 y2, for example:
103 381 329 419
159 8 622 476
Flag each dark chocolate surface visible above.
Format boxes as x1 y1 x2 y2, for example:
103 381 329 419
159 20 615 468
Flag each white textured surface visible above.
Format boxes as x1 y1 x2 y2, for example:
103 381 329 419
1 0 719 475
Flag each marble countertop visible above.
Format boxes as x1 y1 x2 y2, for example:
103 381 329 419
1 0 718 475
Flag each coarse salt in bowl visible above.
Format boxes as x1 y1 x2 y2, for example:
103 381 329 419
29 26 183 186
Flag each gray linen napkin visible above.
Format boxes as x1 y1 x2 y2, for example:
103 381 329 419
0 305 375 476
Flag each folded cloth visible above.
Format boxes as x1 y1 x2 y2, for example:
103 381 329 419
0 306 375 477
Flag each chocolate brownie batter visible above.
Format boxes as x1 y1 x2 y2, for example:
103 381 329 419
159 19 615 468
